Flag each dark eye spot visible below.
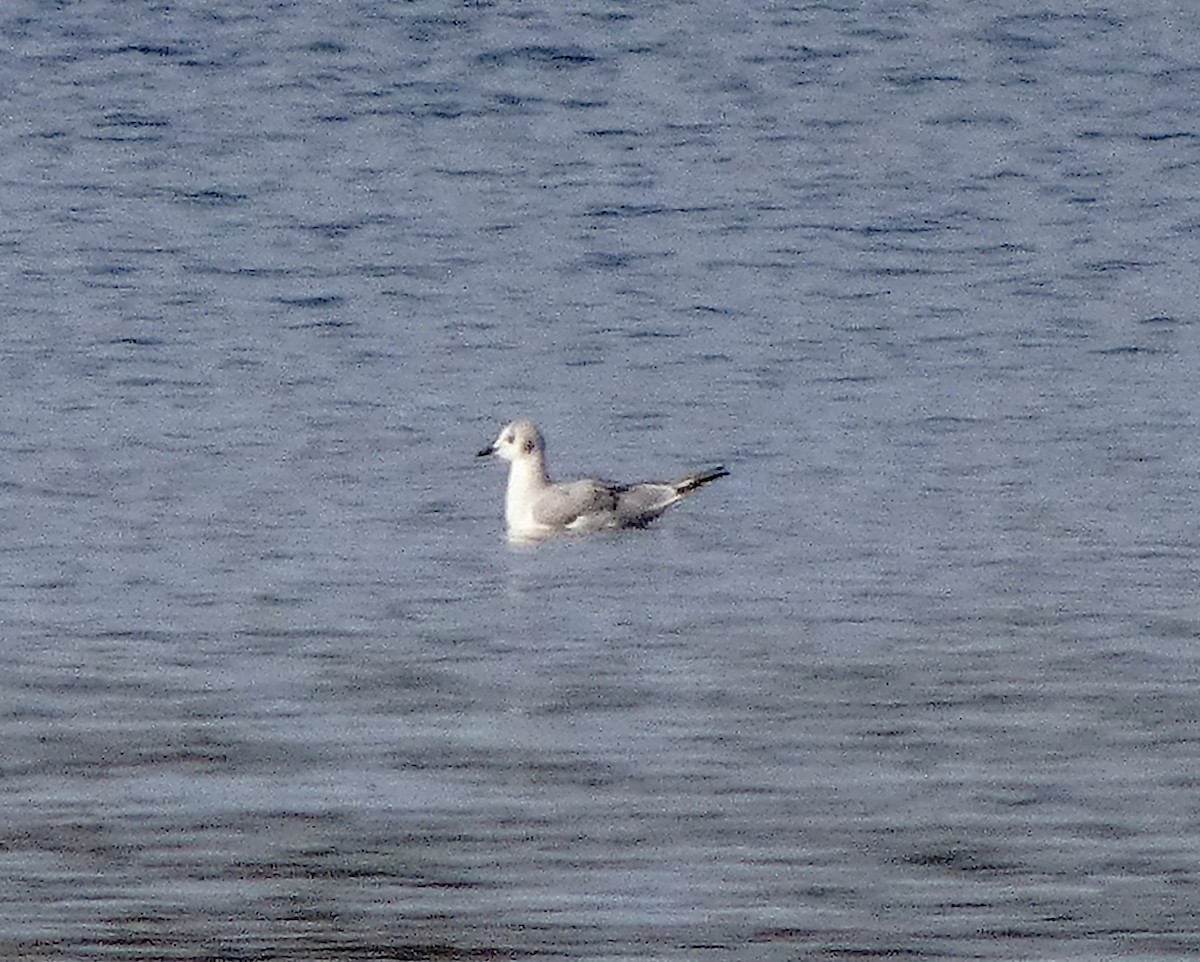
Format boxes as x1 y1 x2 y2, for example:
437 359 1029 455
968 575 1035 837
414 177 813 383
505 433 515 444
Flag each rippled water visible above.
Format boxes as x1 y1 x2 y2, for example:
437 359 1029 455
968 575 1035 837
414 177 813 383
3 1 1200 959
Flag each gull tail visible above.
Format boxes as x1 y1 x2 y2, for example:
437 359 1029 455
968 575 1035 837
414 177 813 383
673 466 729 496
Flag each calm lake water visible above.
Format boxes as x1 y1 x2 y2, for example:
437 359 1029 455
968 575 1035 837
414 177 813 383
3 1 1200 959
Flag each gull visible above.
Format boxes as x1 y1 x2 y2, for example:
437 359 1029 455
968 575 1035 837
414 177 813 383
477 419 728 541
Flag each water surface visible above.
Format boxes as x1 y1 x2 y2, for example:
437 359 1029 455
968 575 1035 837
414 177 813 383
3 1 1200 959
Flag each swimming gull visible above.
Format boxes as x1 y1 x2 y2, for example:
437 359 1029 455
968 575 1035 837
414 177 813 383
477 419 728 541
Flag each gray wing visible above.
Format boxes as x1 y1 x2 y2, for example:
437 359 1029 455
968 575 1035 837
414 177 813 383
613 483 680 527
615 468 729 527
532 479 620 528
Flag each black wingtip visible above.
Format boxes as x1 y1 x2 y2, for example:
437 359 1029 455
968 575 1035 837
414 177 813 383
677 466 729 494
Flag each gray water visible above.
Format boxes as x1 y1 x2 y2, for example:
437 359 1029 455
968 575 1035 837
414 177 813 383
3 1 1200 959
